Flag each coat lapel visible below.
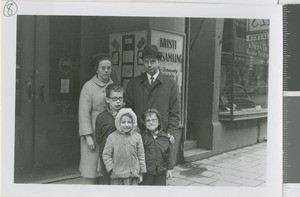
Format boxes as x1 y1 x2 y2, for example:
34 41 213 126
143 78 152 91
139 72 165 108
143 72 164 91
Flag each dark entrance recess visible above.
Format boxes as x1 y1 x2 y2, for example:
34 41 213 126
15 16 81 182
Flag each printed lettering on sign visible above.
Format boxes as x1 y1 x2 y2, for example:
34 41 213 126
247 42 268 58
246 33 269 41
151 30 184 88
247 19 270 32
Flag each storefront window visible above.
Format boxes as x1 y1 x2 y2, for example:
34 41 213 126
219 19 269 121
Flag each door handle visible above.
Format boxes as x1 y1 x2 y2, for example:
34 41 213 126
39 83 46 102
27 82 33 101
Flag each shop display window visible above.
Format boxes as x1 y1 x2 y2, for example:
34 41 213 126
219 19 269 121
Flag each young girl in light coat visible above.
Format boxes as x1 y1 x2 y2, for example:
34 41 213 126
102 108 146 185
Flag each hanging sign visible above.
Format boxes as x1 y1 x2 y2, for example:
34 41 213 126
151 30 184 88
247 41 268 58
246 33 269 41
247 19 270 32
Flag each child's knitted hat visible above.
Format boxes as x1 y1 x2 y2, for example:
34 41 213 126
115 108 138 133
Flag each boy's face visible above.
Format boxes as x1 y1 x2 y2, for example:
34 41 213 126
145 113 159 132
120 115 133 133
106 91 123 111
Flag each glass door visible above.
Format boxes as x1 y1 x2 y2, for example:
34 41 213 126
15 16 81 174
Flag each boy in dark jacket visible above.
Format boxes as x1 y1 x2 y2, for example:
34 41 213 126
140 108 173 185
95 83 124 184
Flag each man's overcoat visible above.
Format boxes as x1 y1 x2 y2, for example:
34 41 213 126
124 72 180 137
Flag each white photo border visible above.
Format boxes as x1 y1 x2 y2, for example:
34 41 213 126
1 2 282 197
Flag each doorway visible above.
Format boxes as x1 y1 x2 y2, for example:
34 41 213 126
15 16 81 178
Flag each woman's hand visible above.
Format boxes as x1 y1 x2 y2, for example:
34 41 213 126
85 135 96 151
166 170 172 179
139 174 143 183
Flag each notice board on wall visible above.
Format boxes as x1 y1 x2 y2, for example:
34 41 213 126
109 30 147 89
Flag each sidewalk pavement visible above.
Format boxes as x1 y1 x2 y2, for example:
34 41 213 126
168 142 266 187
54 142 266 187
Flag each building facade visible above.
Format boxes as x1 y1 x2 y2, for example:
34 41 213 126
15 16 268 180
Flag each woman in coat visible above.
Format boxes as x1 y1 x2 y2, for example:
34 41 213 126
78 54 113 184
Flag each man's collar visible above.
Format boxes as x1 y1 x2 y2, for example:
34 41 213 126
156 71 165 84
146 70 159 83
138 71 165 84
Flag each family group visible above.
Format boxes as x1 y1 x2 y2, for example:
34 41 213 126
78 45 181 186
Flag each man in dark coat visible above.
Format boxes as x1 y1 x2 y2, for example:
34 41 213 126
124 45 180 142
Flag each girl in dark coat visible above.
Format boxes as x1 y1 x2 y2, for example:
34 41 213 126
140 108 173 185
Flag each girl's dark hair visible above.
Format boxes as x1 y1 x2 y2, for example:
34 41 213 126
141 108 163 131
91 53 112 73
106 83 123 98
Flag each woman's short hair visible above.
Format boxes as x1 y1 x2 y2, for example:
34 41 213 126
91 53 112 72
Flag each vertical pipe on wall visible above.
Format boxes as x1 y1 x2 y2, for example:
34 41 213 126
230 19 236 121
183 18 191 140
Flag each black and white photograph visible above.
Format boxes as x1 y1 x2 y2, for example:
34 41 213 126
2 2 282 197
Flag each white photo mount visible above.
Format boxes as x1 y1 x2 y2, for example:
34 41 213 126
2 2 282 197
